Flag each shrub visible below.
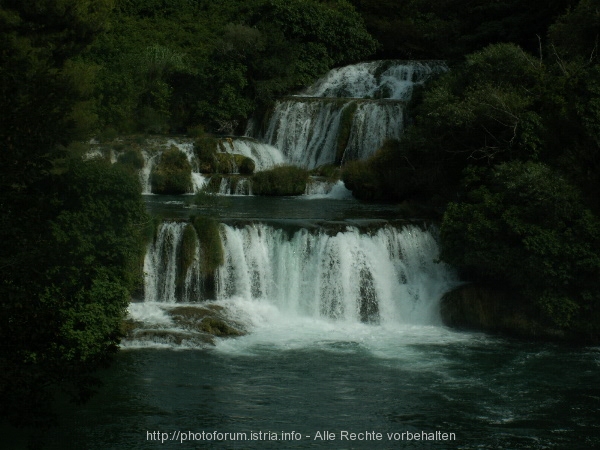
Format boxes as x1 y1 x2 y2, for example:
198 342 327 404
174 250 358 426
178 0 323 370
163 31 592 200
214 153 255 174
251 165 309 196
151 146 192 194
238 156 255 175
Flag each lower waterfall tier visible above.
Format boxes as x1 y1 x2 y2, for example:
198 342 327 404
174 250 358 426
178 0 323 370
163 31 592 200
143 222 458 325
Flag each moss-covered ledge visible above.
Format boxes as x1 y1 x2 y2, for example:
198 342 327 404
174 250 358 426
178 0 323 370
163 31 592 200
440 284 583 343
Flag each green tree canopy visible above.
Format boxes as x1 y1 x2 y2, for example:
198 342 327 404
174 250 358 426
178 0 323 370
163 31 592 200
440 161 600 336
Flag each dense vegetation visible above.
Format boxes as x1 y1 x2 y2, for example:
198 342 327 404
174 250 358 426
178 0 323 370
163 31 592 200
2 0 599 432
0 0 148 429
86 0 377 135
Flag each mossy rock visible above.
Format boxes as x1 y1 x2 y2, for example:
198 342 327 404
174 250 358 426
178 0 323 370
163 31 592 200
199 317 244 336
169 305 244 337
120 318 143 338
175 224 198 296
132 329 215 346
204 175 251 194
151 145 193 194
194 135 255 175
251 165 309 196
310 164 341 180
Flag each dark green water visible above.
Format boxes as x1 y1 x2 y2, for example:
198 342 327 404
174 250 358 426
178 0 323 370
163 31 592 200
35 332 600 449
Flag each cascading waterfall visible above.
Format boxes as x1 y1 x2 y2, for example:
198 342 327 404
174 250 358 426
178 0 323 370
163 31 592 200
140 150 158 195
141 221 457 326
341 101 405 162
304 179 353 199
258 99 405 168
248 61 447 169
129 60 457 347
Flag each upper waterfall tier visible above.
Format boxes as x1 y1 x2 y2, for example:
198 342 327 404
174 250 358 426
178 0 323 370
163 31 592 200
247 61 447 168
300 60 447 100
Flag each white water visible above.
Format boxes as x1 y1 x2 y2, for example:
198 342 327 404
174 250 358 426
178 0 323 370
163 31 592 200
217 224 456 324
143 221 203 303
167 140 208 193
249 61 445 168
220 137 285 171
212 176 252 195
131 222 458 349
341 102 404 162
302 60 447 100
304 179 353 199
139 140 207 194
140 150 158 194
259 100 404 168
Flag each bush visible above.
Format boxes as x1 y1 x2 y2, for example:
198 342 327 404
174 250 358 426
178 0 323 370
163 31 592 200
238 156 255 175
341 139 446 202
151 146 192 194
440 161 600 334
214 153 255 174
341 159 382 201
251 165 309 196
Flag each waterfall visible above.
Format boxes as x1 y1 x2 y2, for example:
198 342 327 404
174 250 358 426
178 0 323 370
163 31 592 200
259 99 400 168
140 150 158 194
304 179 353 199
143 221 457 325
248 61 446 169
302 60 447 100
221 137 285 171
